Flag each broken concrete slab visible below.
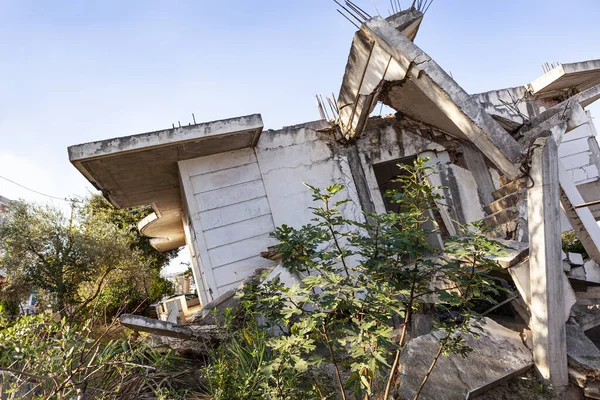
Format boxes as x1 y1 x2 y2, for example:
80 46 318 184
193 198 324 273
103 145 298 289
585 260 600 284
566 323 600 380
508 260 575 324
120 314 196 340
397 317 532 400
336 9 424 140
68 114 264 253
488 239 529 269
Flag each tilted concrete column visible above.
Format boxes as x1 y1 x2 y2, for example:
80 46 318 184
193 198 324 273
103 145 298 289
527 136 568 387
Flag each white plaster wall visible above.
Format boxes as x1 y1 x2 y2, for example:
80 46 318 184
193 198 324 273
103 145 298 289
559 113 600 186
179 148 277 302
255 122 364 229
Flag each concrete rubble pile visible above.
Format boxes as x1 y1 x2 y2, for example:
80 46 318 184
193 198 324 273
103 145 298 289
69 5 600 399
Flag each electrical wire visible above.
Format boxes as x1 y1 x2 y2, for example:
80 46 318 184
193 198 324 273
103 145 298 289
0 174 68 201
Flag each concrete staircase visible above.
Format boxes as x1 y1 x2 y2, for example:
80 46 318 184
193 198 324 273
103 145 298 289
480 178 526 240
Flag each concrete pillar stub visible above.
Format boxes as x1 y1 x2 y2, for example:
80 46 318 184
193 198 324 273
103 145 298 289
527 136 568 387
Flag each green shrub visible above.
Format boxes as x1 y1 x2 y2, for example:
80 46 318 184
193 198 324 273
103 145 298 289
0 313 200 399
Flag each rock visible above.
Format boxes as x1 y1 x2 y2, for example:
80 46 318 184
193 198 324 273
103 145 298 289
397 317 533 400
568 252 585 266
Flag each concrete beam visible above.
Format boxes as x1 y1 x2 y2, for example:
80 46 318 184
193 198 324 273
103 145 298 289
362 17 522 180
518 98 588 146
527 136 568 387
572 83 600 108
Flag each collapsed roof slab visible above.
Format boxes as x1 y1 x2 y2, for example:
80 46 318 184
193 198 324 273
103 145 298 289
336 9 423 140
528 60 600 100
68 114 264 252
366 16 523 179
337 15 522 180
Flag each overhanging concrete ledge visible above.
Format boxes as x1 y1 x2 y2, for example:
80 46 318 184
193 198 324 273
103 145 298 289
68 114 264 251
528 60 600 99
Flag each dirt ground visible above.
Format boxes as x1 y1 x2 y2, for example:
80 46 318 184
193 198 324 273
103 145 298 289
474 370 584 400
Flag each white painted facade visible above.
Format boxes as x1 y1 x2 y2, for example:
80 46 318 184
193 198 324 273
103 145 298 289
175 118 496 303
559 111 600 186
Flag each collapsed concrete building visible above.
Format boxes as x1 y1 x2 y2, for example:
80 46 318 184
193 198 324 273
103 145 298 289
68 7 600 399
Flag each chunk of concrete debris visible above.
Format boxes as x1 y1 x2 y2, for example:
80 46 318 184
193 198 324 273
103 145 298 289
508 260 575 322
487 239 529 268
566 323 600 398
397 317 533 400
569 266 587 281
566 323 600 378
568 252 585 266
572 304 600 332
119 314 221 341
585 259 600 284
120 314 196 339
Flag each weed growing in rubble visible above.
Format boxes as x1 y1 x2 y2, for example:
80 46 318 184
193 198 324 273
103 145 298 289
203 158 507 400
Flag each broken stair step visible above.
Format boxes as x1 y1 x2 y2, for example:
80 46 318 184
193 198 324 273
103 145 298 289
482 207 518 227
491 179 526 200
484 191 520 215
487 239 529 268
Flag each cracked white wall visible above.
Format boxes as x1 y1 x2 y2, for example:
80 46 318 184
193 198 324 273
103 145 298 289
176 121 365 302
255 121 364 228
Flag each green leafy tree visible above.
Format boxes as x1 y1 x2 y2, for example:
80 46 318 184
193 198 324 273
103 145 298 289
0 195 177 319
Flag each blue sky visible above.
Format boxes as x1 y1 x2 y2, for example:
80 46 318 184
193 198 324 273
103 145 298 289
0 0 598 270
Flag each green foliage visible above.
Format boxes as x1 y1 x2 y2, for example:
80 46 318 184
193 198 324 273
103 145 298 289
0 312 199 399
562 230 587 259
0 195 178 319
203 158 506 399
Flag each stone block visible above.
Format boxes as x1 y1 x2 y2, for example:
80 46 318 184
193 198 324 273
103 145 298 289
568 252 585 266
